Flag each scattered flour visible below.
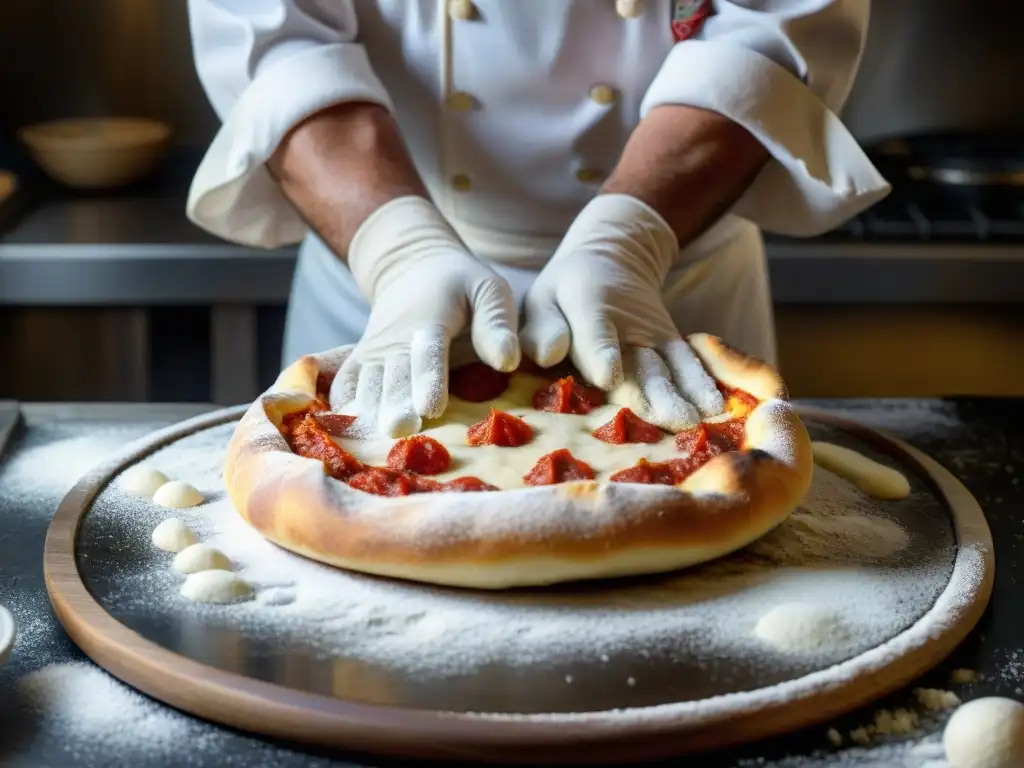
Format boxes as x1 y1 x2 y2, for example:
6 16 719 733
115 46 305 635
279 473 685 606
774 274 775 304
1 421 164 512
16 661 336 767
81 420 962 700
20 662 196 757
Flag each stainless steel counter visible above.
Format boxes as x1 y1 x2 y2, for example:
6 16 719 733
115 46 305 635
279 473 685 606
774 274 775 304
3 195 1024 306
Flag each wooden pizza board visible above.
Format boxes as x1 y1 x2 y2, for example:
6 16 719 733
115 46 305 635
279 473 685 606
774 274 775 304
42 406 995 764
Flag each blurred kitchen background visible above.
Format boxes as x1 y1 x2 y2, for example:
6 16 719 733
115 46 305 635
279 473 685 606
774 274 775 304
0 0 1022 405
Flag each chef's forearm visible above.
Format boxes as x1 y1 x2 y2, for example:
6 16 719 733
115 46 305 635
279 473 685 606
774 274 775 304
602 104 770 246
268 102 428 256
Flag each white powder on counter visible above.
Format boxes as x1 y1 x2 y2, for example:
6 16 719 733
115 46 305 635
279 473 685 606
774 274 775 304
813 399 963 437
0 420 164 511
20 662 196 759
17 662 340 767
83 421 960 696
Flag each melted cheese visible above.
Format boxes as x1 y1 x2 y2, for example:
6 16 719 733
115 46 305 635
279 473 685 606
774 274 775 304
335 373 687 489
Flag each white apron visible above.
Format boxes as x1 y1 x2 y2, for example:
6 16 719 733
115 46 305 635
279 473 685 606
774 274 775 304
282 215 775 368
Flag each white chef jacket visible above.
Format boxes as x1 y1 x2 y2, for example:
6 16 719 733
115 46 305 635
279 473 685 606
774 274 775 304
186 0 890 367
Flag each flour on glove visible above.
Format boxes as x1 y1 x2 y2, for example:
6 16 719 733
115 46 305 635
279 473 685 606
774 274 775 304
519 194 724 431
330 196 520 438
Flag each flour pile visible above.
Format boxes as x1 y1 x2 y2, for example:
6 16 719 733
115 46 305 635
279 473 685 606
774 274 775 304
20 662 195 756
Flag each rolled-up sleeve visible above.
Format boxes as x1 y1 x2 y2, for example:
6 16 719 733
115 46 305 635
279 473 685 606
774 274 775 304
186 0 392 247
641 0 890 237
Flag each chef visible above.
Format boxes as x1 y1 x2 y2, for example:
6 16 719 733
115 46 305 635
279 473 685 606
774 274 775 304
186 0 889 438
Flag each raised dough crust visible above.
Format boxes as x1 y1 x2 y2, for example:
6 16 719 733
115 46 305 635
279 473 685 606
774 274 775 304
224 334 813 589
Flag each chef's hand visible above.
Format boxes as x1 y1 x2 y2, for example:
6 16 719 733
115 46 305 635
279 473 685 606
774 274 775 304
520 194 724 431
330 196 520 437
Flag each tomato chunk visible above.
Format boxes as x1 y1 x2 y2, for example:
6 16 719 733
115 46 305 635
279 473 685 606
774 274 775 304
532 376 605 414
592 408 662 444
450 362 511 403
346 467 444 497
386 435 452 475
706 418 747 450
610 455 709 485
287 413 366 480
523 448 595 486
467 409 533 447
609 459 677 485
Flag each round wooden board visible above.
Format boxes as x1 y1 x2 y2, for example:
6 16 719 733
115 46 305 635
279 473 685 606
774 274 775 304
43 406 995 764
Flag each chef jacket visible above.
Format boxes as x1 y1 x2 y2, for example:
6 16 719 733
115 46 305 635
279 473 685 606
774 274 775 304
185 0 890 365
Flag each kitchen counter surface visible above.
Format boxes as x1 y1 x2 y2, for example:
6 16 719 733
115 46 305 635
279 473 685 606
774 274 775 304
2 186 1024 306
0 397 1022 767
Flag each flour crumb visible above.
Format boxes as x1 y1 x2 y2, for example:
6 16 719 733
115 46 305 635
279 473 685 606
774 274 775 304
874 707 920 736
564 674 573 684
950 668 980 684
850 726 873 745
826 727 843 746
626 677 636 686
914 687 961 712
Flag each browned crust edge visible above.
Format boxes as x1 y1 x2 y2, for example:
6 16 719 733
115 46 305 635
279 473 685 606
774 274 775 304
223 338 813 589
685 333 788 402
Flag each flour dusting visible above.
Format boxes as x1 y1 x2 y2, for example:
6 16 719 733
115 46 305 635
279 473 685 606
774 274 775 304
77 419 960 709
20 662 196 757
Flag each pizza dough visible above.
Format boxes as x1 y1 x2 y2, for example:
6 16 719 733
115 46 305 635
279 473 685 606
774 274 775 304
180 570 253 604
753 603 851 653
172 543 231 574
943 697 1024 768
120 465 169 498
152 480 204 509
224 334 813 589
151 518 197 553
810 442 911 500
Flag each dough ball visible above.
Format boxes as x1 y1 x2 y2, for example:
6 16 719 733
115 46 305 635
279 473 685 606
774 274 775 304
151 519 197 553
120 465 169 498
944 697 1024 768
152 480 204 509
754 602 851 653
172 543 231 575
180 570 253 604
811 442 911 500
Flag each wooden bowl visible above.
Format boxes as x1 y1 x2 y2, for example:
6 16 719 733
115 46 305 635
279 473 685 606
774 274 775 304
18 118 171 189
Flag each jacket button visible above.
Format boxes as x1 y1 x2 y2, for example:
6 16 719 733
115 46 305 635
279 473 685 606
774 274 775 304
575 168 605 184
451 174 472 191
616 0 642 19
589 84 617 105
449 0 476 20
446 91 476 111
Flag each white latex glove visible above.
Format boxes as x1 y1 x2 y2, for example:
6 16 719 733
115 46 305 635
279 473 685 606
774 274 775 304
520 194 725 431
330 196 520 437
